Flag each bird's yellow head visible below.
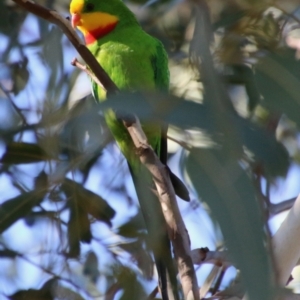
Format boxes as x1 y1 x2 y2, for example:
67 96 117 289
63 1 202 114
70 0 120 44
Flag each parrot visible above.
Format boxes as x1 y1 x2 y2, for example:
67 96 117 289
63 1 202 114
69 0 190 298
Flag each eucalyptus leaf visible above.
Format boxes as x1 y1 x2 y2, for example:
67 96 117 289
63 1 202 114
0 189 46 234
10 57 29 95
186 148 273 300
103 92 289 178
1 142 51 164
62 178 115 226
255 49 300 128
118 212 146 238
103 92 215 131
9 279 54 300
119 240 153 279
67 196 92 258
233 115 290 178
117 267 147 300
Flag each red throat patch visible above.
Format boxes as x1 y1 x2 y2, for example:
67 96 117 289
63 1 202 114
84 22 118 45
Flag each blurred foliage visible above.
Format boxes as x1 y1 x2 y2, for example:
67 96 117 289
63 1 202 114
1 0 300 299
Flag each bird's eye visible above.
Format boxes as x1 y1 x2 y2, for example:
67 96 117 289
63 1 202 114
86 3 94 11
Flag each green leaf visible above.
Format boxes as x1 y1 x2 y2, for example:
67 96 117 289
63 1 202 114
42 26 64 80
116 267 147 300
62 179 115 225
63 180 92 257
186 148 273 300
255 49 300 127
104 92 289 178
53 284 85 300
67 197 91 258
62 179 115 257
35 171 48 189
119 240 153 279
10 57 30 95
9 278 54 300
1 142 51 164
213 10 246 30
234 116 290 177
118 212 146 238
0 2 26 36
102 92 214 131
0 189 46 234
9 289 52 300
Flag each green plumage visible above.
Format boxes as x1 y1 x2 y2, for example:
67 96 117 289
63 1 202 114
72 0 189 299
88 24 169 169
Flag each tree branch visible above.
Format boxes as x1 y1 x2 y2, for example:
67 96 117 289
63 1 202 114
191 247 232 267
123 117 200 300
273 194 300 285
269 197 297 216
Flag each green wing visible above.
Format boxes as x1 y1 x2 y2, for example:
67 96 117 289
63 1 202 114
150 41 169 164
151 41 170 91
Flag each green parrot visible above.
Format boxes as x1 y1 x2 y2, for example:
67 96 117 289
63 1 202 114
69 0 189 298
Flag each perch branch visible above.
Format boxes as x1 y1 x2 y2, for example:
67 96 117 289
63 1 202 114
123 117 200 300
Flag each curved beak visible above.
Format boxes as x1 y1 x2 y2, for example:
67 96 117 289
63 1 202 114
71 13 81 28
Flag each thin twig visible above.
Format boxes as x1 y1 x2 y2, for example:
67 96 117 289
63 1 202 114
270 197 297 216
147 287 159 300
167 134 191 150
191 248 234 267
71 58 105 92
211 266 227 295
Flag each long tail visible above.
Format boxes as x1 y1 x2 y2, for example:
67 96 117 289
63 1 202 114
129 165 179 300
160 127 190 202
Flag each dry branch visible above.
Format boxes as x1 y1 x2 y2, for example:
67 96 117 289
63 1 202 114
124 117 199 300
191 248 232 267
